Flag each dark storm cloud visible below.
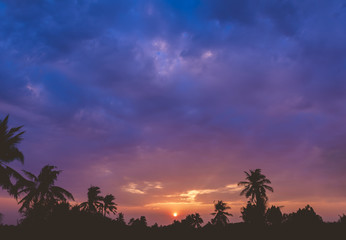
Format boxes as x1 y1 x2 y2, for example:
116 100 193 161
0 0 345 155
0 0 133 59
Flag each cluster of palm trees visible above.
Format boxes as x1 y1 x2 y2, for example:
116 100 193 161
207 169 274 226
0 115 76 218
1 115 276 226
11 165 117 220
0 116 118 220
182 213 204 228
79 186 117 217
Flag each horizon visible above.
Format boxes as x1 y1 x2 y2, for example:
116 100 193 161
1 0 346 226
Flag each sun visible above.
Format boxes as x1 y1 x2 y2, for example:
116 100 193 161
173 212 178 217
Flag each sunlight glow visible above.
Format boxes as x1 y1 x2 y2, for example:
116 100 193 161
173 212 178 217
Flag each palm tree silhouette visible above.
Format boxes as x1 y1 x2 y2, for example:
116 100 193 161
17 165 74 213
79 186 103 214
238 169 273 208
0 115 24 163
191 213 203 228
102 194 117 217
185 213 203 228
211 200 232 226
0 115 25 195
129 216 147 228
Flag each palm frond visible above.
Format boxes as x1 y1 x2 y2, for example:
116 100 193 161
264 185 274 192
0 115 25 164
240 187 249 196
238 181 249 186
51 186 74 201
22 170 38 181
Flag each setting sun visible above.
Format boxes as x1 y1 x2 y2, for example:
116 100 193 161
173 212 178 217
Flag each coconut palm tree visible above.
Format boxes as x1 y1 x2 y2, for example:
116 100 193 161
102 194 117 217
183 213 204 228
17 165 74 213
238 169 273 208
211 200 232 226
79 186 103 214
0 115 24 163
0 115 25 195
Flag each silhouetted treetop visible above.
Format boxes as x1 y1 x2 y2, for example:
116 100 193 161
182 213 204 228
102 194 117 217
338 214 346 225
238 169 273 207
79 186 104 214
211 200 232 226
0 115 25 164
16 165 74 213
284 205 323 225
241 201 266 225
266 205 283 226
129 216 147 228
0 115 25 196
115 212 126 226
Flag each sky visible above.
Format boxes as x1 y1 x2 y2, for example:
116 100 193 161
1 0 346 225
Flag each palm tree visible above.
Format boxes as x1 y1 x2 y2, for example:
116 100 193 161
0 115 25 195
193 213 204 228
0 115 24 163
79 186 103 214
184 213 203 228
17 165 74 213
102 194 117 217
238 169 273 208
129 216 147 228
211 200 232 226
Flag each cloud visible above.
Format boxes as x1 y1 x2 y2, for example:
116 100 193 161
163 183 242 204
122 181 163 195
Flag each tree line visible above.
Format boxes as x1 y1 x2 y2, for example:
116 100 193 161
1 115 346 239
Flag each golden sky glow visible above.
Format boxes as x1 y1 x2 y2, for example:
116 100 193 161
2 188 346 225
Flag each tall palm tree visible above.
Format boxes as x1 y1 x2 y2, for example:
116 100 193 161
211 200 232 226
102 194 117 217
79 186 103 214
238 169 273 207
0 115 25 195
17 165 74 213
